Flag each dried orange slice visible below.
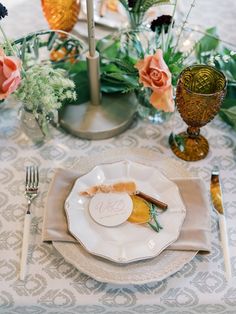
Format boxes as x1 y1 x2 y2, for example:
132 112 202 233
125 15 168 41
128 195 151 224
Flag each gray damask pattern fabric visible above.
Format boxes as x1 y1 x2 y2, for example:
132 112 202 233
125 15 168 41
0 1 236 312
0 96 236 313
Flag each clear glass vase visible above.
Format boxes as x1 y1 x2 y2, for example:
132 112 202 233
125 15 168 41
136 88 172 124
19 107 50 143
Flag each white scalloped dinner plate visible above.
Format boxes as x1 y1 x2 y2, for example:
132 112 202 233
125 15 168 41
53 147 198 284
65 160 186 263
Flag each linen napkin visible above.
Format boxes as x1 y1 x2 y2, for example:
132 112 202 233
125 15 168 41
42 168 211 253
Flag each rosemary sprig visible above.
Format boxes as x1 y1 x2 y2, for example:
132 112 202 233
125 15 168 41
148 203 163 232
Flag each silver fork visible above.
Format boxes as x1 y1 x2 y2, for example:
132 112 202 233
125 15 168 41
20 166 39 280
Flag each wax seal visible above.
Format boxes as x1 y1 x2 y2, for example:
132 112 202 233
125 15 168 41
89 193 133 227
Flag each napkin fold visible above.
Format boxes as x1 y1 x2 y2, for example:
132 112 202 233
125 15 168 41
42 168 211 253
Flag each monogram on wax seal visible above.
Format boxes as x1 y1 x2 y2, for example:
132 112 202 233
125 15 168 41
89 193 133 227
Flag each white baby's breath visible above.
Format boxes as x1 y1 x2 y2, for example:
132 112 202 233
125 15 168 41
222 55 230 63
15 63 76 134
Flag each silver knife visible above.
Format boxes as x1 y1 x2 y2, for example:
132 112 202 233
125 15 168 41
210 166 232 281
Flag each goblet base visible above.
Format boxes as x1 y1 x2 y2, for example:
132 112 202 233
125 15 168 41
170 132 209 161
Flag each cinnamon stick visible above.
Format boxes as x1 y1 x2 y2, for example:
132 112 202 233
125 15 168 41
136 191 168 210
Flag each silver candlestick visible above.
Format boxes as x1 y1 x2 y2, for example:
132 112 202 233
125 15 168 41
59 0 137 140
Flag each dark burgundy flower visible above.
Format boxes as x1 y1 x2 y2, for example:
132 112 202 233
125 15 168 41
150 15 173 34
0 3 7 20
128 0 136 8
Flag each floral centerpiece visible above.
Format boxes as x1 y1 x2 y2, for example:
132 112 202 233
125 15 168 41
0 0 235 141
93 0 193 123
0 3 82 141
94 0 236 128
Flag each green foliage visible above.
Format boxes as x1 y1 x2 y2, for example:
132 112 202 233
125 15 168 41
58 61 90 104
141 0 171 12
96 33 121 59
220 103 236 131
195 27 236 131
119 0 171 13
195 27 220 63
11 30 85 67
169 132 185 152
219 85 236 131
163 46 184 86
96 31 141 93
118 0 128 10
118 0 171 28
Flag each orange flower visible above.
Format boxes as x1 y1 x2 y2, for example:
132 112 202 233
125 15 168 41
135 49 174 112
0 49 21 99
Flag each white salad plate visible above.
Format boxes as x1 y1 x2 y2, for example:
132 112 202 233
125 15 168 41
65 160 186 263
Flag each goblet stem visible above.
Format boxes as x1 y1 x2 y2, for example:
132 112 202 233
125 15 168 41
187 126 200 138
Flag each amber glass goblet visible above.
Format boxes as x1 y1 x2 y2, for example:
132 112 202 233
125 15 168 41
41 0 80 33
170 65 226 161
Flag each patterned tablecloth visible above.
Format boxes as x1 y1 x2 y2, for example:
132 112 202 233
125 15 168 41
1 1 236 313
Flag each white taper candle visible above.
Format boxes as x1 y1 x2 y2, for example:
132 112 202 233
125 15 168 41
86 0 96 57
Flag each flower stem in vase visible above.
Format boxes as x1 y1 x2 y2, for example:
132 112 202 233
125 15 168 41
136 88 172 125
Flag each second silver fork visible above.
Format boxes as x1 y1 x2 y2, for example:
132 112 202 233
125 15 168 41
20 166 39 281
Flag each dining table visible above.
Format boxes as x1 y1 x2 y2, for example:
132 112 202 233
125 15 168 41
1 0 236 313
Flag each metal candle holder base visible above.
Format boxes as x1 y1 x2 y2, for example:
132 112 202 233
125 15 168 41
59 93 137 140
59 0 137 140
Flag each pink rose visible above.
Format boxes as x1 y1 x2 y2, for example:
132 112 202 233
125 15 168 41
0 49 21 100
135 49 174 112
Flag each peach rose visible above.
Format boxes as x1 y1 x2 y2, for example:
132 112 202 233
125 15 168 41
0 49 21 100
135 49 174 112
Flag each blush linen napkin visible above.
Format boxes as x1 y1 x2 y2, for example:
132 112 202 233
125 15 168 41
42 168 211 253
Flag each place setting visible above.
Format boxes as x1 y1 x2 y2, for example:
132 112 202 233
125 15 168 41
36 147 213 284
